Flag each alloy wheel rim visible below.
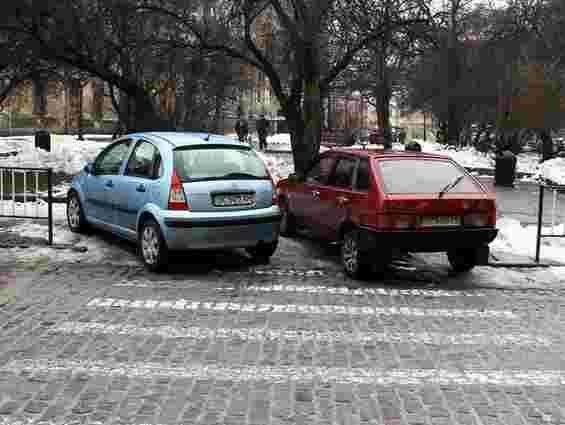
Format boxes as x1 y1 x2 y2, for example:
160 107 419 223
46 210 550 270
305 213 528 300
68 197 80 228
142 226 159 265
342 234 358 274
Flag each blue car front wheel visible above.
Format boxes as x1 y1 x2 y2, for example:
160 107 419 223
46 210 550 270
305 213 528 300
67 192 89 233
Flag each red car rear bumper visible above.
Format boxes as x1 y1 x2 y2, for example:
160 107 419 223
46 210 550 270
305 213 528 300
359 226 498 253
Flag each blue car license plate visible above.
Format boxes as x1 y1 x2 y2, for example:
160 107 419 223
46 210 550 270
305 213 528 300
213 193 255 207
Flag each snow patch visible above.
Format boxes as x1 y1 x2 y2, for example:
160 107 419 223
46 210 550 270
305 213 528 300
534 157 565 186
491 217 565 263
0 135 110 175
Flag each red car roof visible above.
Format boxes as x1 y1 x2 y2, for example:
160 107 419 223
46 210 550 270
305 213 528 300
325 147 451 161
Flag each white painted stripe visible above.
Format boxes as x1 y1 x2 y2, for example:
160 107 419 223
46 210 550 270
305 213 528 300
52 321 551 346
112 270 327 288
86 297 517 318
113 281 488 298
4 359 565 386
253 269 326 276
220 284 487 298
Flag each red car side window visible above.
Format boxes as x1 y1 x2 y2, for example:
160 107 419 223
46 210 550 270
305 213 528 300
327 157 356 188
354 158 370 192
306 156 335 184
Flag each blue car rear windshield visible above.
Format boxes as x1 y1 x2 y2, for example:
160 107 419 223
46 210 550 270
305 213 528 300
376 159 482 193
174 146 270 182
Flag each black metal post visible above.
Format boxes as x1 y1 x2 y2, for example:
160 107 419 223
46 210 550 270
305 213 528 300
47 168 53 245
535 184 544 262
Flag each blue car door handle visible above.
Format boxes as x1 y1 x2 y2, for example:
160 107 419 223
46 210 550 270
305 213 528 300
105 180 114 188
136 184 146 192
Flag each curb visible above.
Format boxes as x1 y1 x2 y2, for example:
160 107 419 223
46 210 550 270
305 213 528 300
0 243 87 252
487 262 555 268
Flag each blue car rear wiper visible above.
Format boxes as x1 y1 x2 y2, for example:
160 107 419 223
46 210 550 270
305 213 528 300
219 172 268 180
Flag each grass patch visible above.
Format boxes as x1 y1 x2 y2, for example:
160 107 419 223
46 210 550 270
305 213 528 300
16 256 50 272
0 287 16 306
0 169 70 196
0 270 16 306
0 170 51 196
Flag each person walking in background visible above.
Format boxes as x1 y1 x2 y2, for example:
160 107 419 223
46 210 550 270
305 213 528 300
235 115 249 144
256 114 269 151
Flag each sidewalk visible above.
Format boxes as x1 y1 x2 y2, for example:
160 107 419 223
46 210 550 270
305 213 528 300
495 181 565 226
491 181 565 266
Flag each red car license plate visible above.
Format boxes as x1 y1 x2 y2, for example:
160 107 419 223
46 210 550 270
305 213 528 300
419 216 461 226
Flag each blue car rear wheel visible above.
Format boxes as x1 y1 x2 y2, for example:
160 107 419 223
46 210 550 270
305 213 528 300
139 218 169 272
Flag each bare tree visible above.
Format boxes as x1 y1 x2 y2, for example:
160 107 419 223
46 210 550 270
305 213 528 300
0 0 193 131
144 0 429 175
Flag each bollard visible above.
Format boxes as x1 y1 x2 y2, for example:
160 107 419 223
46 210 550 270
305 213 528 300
34 130 51 152
494 150 516 187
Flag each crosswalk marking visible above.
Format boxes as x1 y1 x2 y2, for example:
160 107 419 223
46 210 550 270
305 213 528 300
51 321 551 346
219 284 487 297
86 297 517 318
4 359 565 386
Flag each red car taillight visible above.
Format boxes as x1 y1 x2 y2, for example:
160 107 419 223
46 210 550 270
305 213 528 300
463 199 496 226
463 212 488 226
168 170 190 210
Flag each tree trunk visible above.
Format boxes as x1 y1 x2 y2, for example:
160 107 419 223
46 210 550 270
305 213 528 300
446 104 461 146
375 83 392 149
129 88 167 132
286 97 319 177
375 47 392 148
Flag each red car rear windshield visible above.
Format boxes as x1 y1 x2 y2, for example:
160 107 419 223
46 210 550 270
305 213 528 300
375 158 482 194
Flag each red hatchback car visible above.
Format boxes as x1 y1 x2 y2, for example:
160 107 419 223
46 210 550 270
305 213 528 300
276 148 498 278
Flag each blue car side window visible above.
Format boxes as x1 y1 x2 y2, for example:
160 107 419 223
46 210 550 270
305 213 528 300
126 141 161 179
95 140 133 175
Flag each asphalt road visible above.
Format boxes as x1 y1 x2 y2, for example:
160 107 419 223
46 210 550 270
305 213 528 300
0 232 564 425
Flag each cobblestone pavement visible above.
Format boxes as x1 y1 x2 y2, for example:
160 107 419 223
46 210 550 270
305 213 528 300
1 233 565 425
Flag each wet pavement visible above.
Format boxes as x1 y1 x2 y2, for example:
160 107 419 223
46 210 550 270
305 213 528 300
0 231 564 425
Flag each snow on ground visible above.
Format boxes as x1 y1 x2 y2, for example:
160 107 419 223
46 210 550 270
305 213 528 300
266 134 560 179
533 157 565 186
0 135 112 175
1 132 564 265
490 217 565 264
1 202 139 265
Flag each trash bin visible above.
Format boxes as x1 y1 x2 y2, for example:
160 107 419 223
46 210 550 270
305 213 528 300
35 130 51 152
494 150 516 187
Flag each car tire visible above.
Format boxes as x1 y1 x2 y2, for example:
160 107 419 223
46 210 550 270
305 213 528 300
279 198 296 237
447 248 477 273
67 192 89 233
247 240 278 264
341 229 371 279
139 218 169 272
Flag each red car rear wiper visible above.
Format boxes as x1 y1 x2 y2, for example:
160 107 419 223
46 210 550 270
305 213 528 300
438 175 465 198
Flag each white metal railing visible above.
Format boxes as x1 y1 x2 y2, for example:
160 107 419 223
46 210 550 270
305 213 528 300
0 166 53 245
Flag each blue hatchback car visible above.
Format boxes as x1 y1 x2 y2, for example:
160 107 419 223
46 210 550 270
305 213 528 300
67 132 281 271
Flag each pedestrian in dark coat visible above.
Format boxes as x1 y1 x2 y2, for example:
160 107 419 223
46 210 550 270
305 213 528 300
235 117 249 143
256 114 269 150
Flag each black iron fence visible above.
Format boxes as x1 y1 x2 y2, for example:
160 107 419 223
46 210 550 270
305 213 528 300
0 166 53 245
535 182 565 263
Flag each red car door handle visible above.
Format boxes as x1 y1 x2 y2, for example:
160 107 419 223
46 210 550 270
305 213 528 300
312 190 320 198
336 196 350 205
